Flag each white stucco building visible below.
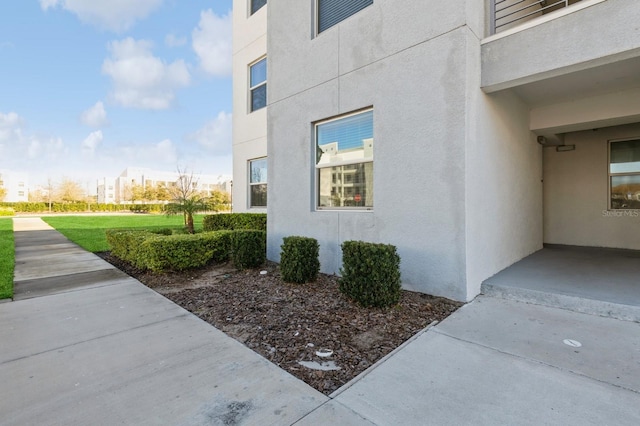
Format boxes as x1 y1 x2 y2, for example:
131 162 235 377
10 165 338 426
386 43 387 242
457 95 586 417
104 167 232 204
233 0 640 302
0 170 29 202
232 0 268 212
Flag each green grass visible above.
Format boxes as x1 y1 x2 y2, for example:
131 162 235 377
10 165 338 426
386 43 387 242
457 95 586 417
0 218 14 299
43 214 207 253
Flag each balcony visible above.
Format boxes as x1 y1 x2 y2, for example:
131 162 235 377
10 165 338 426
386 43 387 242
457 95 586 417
491 0 585 35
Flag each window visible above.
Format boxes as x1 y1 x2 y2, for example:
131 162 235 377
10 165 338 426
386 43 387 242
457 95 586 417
316 109 373 209
249 158 267 207
249 58 267 112
18 191 25 197
317 0 373 33
610 139 640 209
250 0 267 15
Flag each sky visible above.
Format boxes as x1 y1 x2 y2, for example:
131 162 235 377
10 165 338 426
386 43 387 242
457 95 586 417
0 0 233 191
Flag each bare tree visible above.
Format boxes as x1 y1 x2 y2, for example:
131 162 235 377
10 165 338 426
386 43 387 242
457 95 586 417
165 168 211 234
54 178 85 203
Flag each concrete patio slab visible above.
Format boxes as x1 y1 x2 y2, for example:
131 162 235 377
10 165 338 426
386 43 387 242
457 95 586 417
435 297 640 393
329 331 640 425
482 245 640 321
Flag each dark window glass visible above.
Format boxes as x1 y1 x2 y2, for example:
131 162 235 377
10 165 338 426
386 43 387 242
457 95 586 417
250 158 267 207
251 84 267 111
250 184 267 207
251 0 267 15
318 0 373 33
610 140 640 209
250 58 267 112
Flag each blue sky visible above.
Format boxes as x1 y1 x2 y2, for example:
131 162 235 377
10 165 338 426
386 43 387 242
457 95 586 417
0 0 233 190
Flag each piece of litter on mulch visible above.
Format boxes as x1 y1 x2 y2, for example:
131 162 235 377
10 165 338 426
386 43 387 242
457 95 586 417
298 360 341 371
259 270 268 275
306 343 315 348
316 348 333 358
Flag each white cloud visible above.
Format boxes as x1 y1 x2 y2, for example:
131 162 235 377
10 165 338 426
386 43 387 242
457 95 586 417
0 112 23 142
192 9 232 77
190 112 232 155
80 101 108 127
154 139 177 163
26 137 64 160
165 33 187 48
81 130 103 156
0 111 67 164
102 38 190 110
118 139 177 166
39 0 163 33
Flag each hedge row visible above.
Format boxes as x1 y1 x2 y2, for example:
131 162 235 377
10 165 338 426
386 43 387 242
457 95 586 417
0 207 14 217
203 213 266 232
0 202 167 213
106 229 265 272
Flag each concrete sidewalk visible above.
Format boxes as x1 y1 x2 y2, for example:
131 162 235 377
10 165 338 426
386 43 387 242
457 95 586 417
2 217 639 425
1 218 327 425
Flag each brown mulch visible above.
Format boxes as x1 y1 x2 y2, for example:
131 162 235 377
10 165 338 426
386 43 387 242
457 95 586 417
97 252 462 395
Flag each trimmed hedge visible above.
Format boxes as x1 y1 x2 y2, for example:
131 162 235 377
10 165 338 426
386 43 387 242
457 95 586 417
138 231 232 272
280 236 319 283
105 230 154 268
0 202 166 213
0 207 15 217
106 229 232 272
231 230 266 269
203 213 266 232
339 241 402 308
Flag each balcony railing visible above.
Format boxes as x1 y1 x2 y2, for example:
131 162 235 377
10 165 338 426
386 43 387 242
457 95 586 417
491 0 583 35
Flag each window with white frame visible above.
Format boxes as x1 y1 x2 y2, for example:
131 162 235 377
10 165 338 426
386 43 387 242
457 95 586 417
249 58 267 112
609 139 640 209
250 0 267 15
316 109 373 209
249 158 267 207
317 0 373 33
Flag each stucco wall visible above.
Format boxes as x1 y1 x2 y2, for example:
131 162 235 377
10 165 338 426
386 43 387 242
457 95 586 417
465 26 544 298
267 1 497 301
232 0 267 212
482 0 637 92
544 123 640 250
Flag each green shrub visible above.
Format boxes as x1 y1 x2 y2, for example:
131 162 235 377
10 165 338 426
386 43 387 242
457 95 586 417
105 229 153 267
339 241 402 308
138 231 232 272
0 207 15 217
0 202 165 214
106 228 232 272
203 213 266 232
279 236 319 283
231 230 266 269
150 228 173 236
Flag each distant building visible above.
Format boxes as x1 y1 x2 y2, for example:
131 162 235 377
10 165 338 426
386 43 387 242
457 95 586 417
96 178 117 204
0 170 29 202
103 167 232 204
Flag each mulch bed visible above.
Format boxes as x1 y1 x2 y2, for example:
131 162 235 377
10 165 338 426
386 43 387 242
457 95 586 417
97 252 462 395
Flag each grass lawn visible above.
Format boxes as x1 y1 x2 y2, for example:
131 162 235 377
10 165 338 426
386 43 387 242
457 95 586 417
43 214 207 253
0 218 14 299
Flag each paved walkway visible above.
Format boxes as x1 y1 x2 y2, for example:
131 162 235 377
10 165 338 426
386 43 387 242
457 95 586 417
1 217 639 425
